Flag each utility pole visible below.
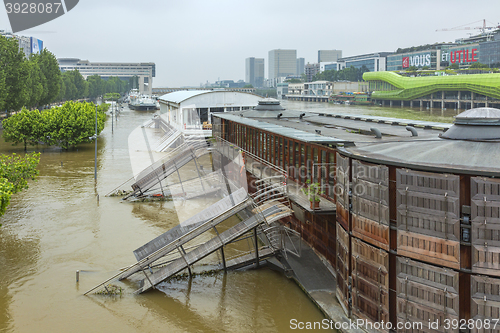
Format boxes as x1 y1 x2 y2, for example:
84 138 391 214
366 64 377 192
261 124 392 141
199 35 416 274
95 103 97 180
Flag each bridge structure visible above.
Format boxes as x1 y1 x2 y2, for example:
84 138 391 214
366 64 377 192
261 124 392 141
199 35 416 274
152 87 257 96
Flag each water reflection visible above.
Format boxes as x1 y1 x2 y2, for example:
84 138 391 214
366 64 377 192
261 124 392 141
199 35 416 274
0 229 40 332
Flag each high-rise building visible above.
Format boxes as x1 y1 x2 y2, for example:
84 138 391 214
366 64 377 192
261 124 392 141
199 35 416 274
305 63 320 82
318 50 342 63
245 57 265 87
296 58 305 75
0 30 43 58
268 49 297 81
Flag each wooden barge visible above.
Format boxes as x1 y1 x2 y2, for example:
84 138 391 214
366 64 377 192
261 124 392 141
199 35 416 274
212 100 500 332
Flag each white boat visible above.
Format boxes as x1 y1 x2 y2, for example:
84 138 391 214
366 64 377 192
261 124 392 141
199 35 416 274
129 95 157 111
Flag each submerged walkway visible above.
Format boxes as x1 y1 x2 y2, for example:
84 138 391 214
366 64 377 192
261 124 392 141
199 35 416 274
269 237 367 333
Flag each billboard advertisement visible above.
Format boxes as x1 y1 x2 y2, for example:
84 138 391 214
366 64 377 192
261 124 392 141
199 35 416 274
402 53 431 68
30 37 43 54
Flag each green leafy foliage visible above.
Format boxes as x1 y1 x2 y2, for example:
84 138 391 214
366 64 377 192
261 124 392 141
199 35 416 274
0 35 29 112
35 49 61 106
312 65 370 82
301 180 324 202
0 36 62 111
2 102 106 150
0 152 40 217
45 101 105 149
97 103 110 113
103 93 121 101
3 108 43 151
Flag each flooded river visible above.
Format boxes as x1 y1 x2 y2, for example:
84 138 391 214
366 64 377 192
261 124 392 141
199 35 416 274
0 101 454 332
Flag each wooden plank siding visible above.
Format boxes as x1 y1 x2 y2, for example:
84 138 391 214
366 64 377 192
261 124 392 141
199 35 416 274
352 160 390 250
397 169 461 269
336 153 350 231
471 275 500 333
396 257 459 332
471 177 500 277
351 238 390 325
336 222 350 316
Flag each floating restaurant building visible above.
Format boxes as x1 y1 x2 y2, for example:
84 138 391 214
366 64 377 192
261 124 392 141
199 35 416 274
157 90 262 138
212 100 500 331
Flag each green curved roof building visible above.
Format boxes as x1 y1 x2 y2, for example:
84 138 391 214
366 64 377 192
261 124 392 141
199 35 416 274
363 71 500 101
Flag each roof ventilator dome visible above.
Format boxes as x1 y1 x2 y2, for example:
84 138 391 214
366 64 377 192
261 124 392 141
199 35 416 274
440 107 500 141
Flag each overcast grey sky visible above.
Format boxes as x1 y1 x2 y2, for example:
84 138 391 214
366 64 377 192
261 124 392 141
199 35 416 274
2 0 500 87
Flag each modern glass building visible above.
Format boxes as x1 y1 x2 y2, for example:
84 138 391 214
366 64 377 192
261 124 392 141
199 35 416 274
245 57 265 87
268 49 297 80
318 50 342 63
338 52 391 72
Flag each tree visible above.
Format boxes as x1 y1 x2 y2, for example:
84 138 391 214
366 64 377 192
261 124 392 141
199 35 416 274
243 84 254 88
3 109 43 151
0 35 29 113
103 92 120 101
469 62 489 69
128 76 139 90
36 49 61 106
25 59 45 109
357 65 370 81
62 72 77 101
0 152 40 219
46 101 105 149
447 63 459 70
87 75 104 99
0 66 6 111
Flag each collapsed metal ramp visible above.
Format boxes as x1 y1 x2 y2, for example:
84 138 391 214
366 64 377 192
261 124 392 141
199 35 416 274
126 139 210 198
117 188 251 281
136 202 291 293
84 178 294 296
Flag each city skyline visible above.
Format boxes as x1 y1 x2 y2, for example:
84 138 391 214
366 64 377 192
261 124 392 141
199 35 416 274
1 0 500 87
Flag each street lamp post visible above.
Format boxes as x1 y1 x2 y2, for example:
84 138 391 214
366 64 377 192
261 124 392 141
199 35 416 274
95 103 97 180
90 104 98 181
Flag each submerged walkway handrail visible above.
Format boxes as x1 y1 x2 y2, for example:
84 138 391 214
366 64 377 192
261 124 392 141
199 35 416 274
84 189 251 295
215 137 287 177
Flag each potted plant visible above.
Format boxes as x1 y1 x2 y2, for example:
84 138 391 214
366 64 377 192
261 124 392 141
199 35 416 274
301 180 323 210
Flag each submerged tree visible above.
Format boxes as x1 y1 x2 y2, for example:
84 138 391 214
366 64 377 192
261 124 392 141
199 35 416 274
46 101 105 149
0 152 40 218
3 108 43 151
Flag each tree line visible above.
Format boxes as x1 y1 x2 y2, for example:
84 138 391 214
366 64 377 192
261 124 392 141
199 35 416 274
3 101 108 151
0 35 137 112
311 65 370 82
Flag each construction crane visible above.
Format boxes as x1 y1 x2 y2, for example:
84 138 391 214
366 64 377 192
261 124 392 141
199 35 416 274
436 19 500 34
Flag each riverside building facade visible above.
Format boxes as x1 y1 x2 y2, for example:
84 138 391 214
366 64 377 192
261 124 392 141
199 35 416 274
364 71 500 109
57 58 156 95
